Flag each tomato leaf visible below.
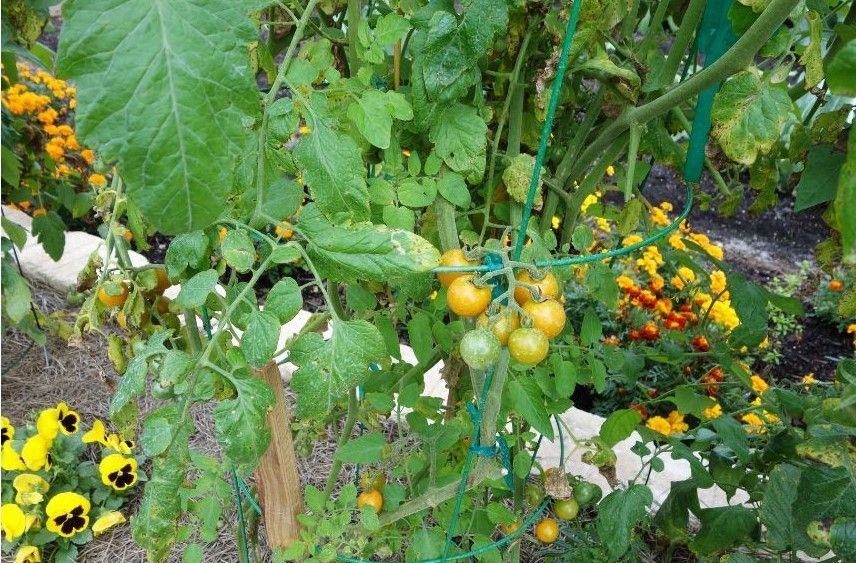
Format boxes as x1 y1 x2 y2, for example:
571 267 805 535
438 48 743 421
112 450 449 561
57 0 260 233
221 230 256 273
298 204 440 282
690 506 759 555
826 38 856 96
429 103 488 183
174 269 219 309
508 377 554 440
31 212 66 261
599 408 641 447
240 310 280 367
213 368 275 468
334 432 387 463
794 144 845 212
596 485 653 560
264 277 303 323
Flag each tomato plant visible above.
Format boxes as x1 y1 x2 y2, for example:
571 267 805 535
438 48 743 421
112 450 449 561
1 0 853 561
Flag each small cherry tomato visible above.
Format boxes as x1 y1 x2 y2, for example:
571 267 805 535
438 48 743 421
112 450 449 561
98 282 129 308
573 481 602 507
514 270 560 305
525 484 544 507
459 328 501 370
522 298 567 339
500 520 521 535
357 489 383 512
554 498 579 521
508 328 550 365
534 518 560 543
437 249 478 287
478 309 520 346
447 275 492 317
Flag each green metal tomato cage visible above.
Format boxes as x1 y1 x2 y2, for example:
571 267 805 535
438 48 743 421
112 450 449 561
218 0 736 558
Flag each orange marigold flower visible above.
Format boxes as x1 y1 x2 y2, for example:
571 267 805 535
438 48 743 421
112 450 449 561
32 208 47 217
88 173 107 187
646 416 671 436
80 149 96 165
828 280 844 291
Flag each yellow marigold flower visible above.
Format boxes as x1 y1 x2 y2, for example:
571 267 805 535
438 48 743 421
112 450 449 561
13 474 49 506
42 124 59 135
668 233 686 250
741 412 765 433
750 375 768 395
32 208 46 217
646 416 672 436
703 402 722 420
299 125 312 135
802 373 816 386
45 142 64 161
650 274 665 292
595 217 611 233
1 503 26 541
710 301 740 330
80 148 95 164
580 191 600 213
45 492 90 538
667 410 689 433
650 206 670 227
656 297 673 315
551 215 561 230
659 201 673 212
82 419 109 447
36 108 57 125
616 274 635 290
671 266 696 290
92 511 126 536
14 545 40 563
21 435 52 471
106 434 135 455
2 416 14 447
2 442 26 471
100 454 138 490
606 165 615 176
55 124 73 136
88 173 107 187
69 99 76 109
622 234 643 247
65 135 80 151
709 270 727 294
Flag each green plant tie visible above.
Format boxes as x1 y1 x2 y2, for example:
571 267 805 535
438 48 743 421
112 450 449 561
512 0 583 261
683 0 736 182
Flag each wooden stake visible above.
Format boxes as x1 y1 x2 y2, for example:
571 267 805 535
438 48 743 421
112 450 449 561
253 362 303 548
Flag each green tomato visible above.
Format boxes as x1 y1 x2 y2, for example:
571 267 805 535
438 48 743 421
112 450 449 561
459 328 501 370
573 481 602 507
525 484 544 507
554 498 579 521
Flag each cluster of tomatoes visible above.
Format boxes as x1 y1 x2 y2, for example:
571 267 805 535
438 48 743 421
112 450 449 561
501 481 603 543
437 249 566 369
96 269 172 328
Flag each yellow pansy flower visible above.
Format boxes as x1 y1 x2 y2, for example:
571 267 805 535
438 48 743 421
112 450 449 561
21 435 52 471
2 416 14 446
802 373 816 386
45 492 90 538
2 503 26 541
2 442 26 471
14 545 41 563
106 434 135 455
92 511 126 536
13 474 50 506
99 454 138 491
82 419 109 447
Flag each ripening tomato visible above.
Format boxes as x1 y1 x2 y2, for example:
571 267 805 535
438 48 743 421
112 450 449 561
357 489 383 512
554 498 579 521
437 249 478 287
478 309 520 346
534 518 560 543
508 328 549 365
647 388 659 398
459 328 501 370
98 282 129 308
500 520 521 535
447 275 492 317
630 402 649 420
514 270 559 305
522 298 566 339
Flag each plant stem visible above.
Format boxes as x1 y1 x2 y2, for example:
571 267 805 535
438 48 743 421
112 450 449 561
254 0 321 223
562 0 800 187
637 0 672 56
624 123 642 201
479 28 533 243
322 388 359 503
184 309 203 353
346 0 362 77
435 196 459 251
657 0 706 88
393 40 401 90
622 0 641 40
